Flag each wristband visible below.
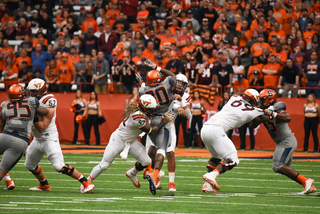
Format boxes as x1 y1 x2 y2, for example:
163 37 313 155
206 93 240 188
273 112 277 118
156 120 166 130
156 66 161 72
180 99 187 108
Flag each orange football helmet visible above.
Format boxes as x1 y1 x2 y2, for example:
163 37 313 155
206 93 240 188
146 70 162 86
8 84 26 102
259 89 277 108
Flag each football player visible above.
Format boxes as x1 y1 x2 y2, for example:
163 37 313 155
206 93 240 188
0 84 48 185
139 59 176 195
83 95 174 191
143 74 192 192
24 78 95 193
250 89 317 195
201 89 264 193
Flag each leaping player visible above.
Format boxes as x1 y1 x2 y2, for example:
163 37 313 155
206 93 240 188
24 78 95 193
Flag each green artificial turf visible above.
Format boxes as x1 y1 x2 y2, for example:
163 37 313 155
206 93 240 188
0 153 319 214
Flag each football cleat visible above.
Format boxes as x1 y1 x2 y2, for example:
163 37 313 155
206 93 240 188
309 185 317 194
126 171 141 188
146 174 156 195
155 170 165 189
202 181 217 193
168 182 176 192
300 179 314 195
81 180 95 193
202 173 221 191
4 180 15 190
143 165 151 179
29 184 51 191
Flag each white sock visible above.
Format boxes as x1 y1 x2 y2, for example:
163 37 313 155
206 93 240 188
77 175 84 181
169 172 175 183
128 167 139 175
210 170 220 179
4 174 11 181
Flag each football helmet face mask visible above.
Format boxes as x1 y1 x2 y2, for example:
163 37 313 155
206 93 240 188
259 89 277 109
242 89 260 107
146 70 162 87
27 78 47 99
138 94 158 116
175 74 188 95
8 84 26 102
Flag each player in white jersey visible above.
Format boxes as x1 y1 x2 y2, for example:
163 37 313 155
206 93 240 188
24 78 95 193
250 89 316 195
83 95 173 192
143 74 192 191
201 89 264 193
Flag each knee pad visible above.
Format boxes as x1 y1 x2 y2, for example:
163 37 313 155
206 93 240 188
220 159 238 172
135 162 149 171
99 161 111 171
207 157 222 172
29 165 43 175
52 162 65 172
60 164 75 176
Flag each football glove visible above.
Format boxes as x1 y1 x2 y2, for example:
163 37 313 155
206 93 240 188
264 109 277 120
145 59 158 70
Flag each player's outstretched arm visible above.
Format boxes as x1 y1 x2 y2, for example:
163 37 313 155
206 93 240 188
249 115 269 129
275 111 291 122
140 112 174 134
144 59 176 83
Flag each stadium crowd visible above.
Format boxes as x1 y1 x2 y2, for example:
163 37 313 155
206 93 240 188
0 0 320 97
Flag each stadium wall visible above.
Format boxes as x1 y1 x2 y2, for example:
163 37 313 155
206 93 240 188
0 92 317 151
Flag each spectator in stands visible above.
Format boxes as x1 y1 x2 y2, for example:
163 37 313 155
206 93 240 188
2 21 16 40
142 41 155 61
303 93 320 153
81 28 98 55
196 54 215 86
83 59 94 92
2 55 18 89
202 30 216 57
23 5 32 21
96 8 106 25
57 52 75 92
271 43 288 66
69 32 81 53
1 11 14 29
105 2 120 28
262 55 282 90
166 51 184 74
56 38 71 53
16 18 31 40
278 58 300 98
192 40 206 63
130 31 145 58
185 56 200 86
259 47 271 65
94 23 105 39
145 29 160 51
60 0 74 16
117 34 130 51
29 10 40 29
198 18 214 39
118 51 136 94
38 11 54 43
182 9 200 31
98 24 118 61
202 2 218 29
250 70 264 89
290 45 305 76
92 50 109 93
233 73 249 94
91 0 103 18
177 26 191 51
159 29 176 52
16 48 32 71
47 44 54 59
251 34 271 57
54 32 70 48
32 30 47 48
84 91 102 145
18 61 30 82
232 56 245 83
81 11 98 35
31 43 51 79
214 55 233 93
63 15 79 38
19 34 32 55
307 34 320 50
297 9 312 31
122 0 139 23
91 48 98 61
75 53 87 86
131 47 143 67
76 6 87 27
112 12 130 38
0 3 10 20
45 59 58 92
68 46 79 65
292 30 306 50
303 50 320 98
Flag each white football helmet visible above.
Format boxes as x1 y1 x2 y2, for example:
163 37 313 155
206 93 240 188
242 89 259 106
27 78 47 99
138 94 158 115
175 74 188 94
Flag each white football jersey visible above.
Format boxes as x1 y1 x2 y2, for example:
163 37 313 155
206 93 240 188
116 110 148 143
205 95 263 132
32 94 58 139
172 92 192 120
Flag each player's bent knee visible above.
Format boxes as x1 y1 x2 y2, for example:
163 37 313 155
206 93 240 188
166 151 174 159
157 149 166 157
221 159 238 172
99 161 111 171
139 157 151 167
59 164 75 175
272 164 282 173
29 165 43 175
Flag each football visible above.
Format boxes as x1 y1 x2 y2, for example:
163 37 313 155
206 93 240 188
172 4 182 15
